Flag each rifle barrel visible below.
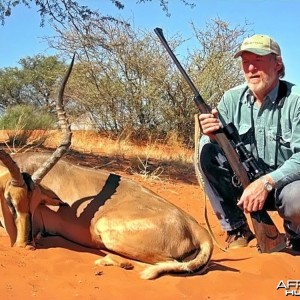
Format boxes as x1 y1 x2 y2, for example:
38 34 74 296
154 28 206 108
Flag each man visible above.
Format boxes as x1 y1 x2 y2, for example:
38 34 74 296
198 34 300 250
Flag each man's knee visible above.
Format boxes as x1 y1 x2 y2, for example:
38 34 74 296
276 181 300 222
199 143 222 172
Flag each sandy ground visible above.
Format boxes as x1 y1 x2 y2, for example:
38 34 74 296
0 132 299 300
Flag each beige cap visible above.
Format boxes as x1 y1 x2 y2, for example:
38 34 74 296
234 34 281 58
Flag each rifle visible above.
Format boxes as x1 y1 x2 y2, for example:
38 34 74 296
154 27 286 253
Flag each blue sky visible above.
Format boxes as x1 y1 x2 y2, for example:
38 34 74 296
0 0 300 84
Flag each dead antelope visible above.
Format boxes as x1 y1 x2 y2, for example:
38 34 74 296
9 151 214 279
0 55 75 248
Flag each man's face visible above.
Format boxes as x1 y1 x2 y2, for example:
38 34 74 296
241 51 282 98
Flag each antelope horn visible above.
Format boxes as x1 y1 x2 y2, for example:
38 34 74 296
0 150 25 187
31 53 76 183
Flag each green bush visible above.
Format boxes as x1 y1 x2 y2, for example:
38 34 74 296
0 104 55 130
0 104 56 148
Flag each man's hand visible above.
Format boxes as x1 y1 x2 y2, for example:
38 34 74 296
198 108 222 139
237 175 274 213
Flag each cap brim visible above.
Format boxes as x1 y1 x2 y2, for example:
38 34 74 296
234 48 272 58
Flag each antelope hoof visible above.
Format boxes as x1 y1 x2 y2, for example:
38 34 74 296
13 241 36 250
120 262 134 270
95 255 134 270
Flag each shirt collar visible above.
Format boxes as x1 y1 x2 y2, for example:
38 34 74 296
243 82 280 105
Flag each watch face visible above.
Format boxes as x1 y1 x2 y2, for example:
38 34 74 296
260 177 273 192
266 183 273 192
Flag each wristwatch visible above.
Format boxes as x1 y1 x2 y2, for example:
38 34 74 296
260 176 273 192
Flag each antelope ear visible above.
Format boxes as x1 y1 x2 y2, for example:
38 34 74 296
38 183 66 207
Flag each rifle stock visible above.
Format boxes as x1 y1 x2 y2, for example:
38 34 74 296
154 27 286 253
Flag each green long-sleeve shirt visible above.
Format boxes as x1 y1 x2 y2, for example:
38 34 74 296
200 80 300 189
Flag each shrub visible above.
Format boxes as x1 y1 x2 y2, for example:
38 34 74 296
0 104 55 129
0 104 55 147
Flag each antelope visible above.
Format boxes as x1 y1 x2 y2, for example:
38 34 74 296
9 151 214 279
0 57 214 280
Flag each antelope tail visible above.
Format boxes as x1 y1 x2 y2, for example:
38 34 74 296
139 232 213 280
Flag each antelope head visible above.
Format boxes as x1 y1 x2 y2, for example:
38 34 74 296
0 54 75 247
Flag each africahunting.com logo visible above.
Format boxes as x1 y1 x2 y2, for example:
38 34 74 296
277 280 300 296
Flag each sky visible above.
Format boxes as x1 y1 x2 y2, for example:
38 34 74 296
0 0 300 84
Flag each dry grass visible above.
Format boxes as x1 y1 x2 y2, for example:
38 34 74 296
2 130 49 153
0 130 197 184
69 131 193 163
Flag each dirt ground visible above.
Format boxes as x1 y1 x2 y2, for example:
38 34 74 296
0 132 299 300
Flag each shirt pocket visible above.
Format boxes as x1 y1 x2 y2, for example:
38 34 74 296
268 126 292 165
